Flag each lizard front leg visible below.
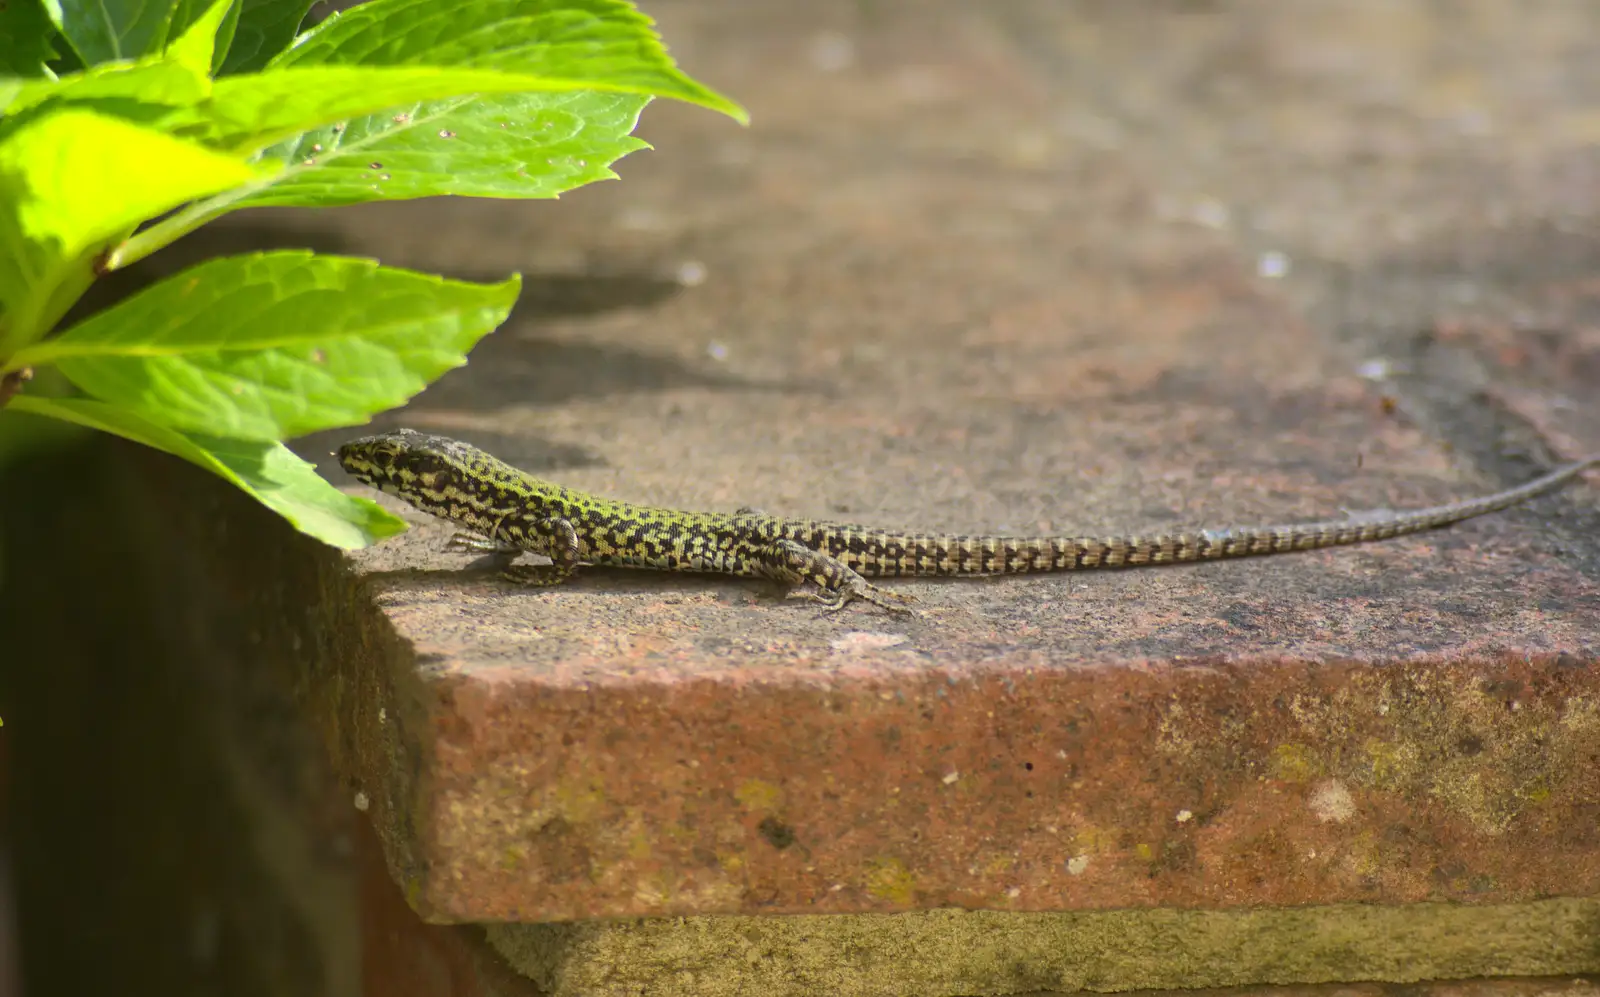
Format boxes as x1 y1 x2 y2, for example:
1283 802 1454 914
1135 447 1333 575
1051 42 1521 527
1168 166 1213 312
446 533 521 556
756 538 916 614
497 517 584 587
446 510 521 557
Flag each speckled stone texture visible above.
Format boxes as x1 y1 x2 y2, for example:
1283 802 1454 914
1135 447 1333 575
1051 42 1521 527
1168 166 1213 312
485 906 1600 997
269 0 1600 930
356 815 544 997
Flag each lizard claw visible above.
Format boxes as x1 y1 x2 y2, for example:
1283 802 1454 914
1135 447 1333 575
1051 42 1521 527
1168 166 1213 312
785 582 917 615
447 532 519 556
850 582 917 612
784 587 840 609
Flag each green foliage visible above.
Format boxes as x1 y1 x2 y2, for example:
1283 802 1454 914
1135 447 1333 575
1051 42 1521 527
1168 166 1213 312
0 0 60 77
244 91 653 207
0 108 271 341
22 252 523 441
221 0 319 76
0 0 743 549
10 395 407 546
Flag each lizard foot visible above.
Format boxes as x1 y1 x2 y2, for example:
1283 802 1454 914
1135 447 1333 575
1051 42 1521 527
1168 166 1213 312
846 582 919 616
759 538 919 615
785 581 918 615
447 532 520 556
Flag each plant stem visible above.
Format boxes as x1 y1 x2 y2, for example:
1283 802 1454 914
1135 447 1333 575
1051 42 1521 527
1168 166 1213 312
0 368 33 408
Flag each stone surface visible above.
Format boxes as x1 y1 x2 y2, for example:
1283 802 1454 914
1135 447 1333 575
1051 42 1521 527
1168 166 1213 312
5 0 1597 993
278 0 1600 924
326 636 1600 922
486 902 1600 997
1210 984 1600 997
358 811 547 997
1089 983 1600 997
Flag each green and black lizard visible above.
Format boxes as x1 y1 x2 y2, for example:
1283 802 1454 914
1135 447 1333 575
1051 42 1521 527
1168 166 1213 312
339 428 1598 613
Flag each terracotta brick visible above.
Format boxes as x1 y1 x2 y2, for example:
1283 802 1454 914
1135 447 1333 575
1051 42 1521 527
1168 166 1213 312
358 815 545 997
280 0 1599 927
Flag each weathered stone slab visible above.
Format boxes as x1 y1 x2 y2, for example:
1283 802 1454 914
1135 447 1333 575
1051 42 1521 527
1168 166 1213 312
309 0 1600 924
337 604 1600 922
357 814 545 997
484 903 1600 997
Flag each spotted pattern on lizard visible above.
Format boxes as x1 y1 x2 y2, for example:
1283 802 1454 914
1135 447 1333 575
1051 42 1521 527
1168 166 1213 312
337 429 1599 613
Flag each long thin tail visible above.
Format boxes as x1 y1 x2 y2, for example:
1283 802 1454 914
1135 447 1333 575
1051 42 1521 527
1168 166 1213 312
838 456 1599 576
1071 454 1600 569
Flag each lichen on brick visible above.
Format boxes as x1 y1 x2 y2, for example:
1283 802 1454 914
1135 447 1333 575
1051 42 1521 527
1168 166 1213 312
864 856 917 905
1271 743 1323 782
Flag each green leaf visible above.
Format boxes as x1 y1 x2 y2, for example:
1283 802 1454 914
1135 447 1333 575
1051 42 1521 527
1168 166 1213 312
2 56 211 118
206 0 240 76
165 0 236 78
6 0 228 115
0 80 24 113
44 0 186 65
21 251 521 440
0 0 61 77
193 430 408 547
274 0 743 121
241 90 650 207
168 65 667 156
0 109 272 353
219 0 315 75
160 0 744 153
6 395 407 548
210 0 242 76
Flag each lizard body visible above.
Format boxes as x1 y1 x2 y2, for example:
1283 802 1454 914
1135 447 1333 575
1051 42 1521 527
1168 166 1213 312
338 429 1598 612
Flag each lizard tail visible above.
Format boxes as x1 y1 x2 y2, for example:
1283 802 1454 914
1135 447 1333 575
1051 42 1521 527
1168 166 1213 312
843 456 1598 576
1037 455 1599 572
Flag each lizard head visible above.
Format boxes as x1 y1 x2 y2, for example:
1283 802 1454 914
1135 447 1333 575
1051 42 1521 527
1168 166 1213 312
338 428 481 506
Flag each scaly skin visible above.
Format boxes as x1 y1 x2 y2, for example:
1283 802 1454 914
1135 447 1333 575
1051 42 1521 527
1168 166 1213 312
338 429 1599 613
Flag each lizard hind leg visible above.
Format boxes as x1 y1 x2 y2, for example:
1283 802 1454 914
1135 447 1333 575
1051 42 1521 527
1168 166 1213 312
760 538 917 614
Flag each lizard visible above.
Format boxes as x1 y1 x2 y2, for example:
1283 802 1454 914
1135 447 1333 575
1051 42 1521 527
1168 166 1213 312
337 428 1599 613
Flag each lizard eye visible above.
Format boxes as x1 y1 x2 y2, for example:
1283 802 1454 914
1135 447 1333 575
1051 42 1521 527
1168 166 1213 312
372 449 395 469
